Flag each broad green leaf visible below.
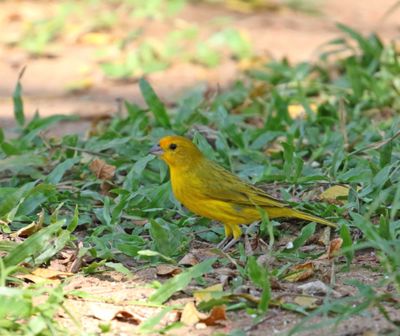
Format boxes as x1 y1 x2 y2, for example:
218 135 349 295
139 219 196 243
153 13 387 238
3 220 64 267
139 78 171 128
0 154 46 173
138 306 174 334
105 262 133 278
149 219 185 257
289 222 316 252
46 158 78 184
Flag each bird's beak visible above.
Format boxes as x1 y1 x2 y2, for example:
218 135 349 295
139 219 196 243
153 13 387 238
149 144 164 156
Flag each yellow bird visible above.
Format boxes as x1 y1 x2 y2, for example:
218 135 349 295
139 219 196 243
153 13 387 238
150 135 336 242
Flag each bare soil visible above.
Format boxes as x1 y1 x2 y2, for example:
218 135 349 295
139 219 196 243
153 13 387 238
1 0 400 135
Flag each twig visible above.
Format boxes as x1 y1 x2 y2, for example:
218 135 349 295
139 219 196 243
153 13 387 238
61 145 111 158
349 129 400 156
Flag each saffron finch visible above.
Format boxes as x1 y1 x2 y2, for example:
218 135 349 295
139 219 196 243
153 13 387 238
150 135 336 240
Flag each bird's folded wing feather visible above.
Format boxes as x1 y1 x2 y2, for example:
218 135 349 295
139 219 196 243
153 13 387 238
201 161 286 208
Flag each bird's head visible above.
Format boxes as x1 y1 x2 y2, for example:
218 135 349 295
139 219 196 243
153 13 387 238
149 135 203 168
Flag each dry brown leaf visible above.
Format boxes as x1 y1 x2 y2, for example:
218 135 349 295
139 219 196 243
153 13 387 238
11 210 44 238
201 306 227 326
317 226 331 247
114 310 141 325
156 264 182 276
319 238 343 260
180 302 227 327
89 159 115 180
284 261 314 282
294 295 319 309
194 284 223 304
178 252 199 266
320 185 349 203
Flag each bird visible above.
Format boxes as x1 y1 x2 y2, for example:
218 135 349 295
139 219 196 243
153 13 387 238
149 135 336 246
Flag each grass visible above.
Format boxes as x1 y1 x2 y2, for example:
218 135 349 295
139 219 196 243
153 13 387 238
0 24 400 334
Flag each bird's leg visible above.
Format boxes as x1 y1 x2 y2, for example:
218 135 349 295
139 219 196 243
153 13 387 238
216 224 245 251
221 238 239 251
216 224 234 249
216 236 230 249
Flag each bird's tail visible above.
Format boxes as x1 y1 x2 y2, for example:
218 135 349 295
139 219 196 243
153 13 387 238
286 208 337 228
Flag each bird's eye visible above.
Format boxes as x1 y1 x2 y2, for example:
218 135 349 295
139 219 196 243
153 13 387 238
169 143 177 150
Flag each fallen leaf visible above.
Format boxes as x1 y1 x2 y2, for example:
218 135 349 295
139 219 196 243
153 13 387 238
201 306 227 326
89 159 115 180
320 185 349 203
32 268 73 279
194 284 223 304
319 238 343 260
180 302 227 327
178 252 199 266
238 56 272 72
66 78 93 93
317 226 331 247
294 295 319 309
19 274 61 285
11 209 44 238
181 302 206 326
284 262 314 282
79 32 114 45
298 280 341 297
114 310 141 325
288 103 317 119
18 267 73 284
156 264 182 276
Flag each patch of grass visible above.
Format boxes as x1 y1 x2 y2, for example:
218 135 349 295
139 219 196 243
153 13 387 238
1 24 400 334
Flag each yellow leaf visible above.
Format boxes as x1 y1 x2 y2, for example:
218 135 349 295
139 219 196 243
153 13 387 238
31 268 73 279
11 210 44 238
288 103 317 119
320 185 349 202
180 302 206 326
194 284 223 304
294 295 319 309
180 302 227 327
284 262 314 282
79 32 113 46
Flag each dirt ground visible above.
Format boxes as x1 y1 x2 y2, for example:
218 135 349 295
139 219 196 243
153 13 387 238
1 0 400 135
2 1 400 335
55 250 399 335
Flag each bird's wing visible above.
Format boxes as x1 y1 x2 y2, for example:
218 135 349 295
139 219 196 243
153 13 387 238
201 161 287 208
